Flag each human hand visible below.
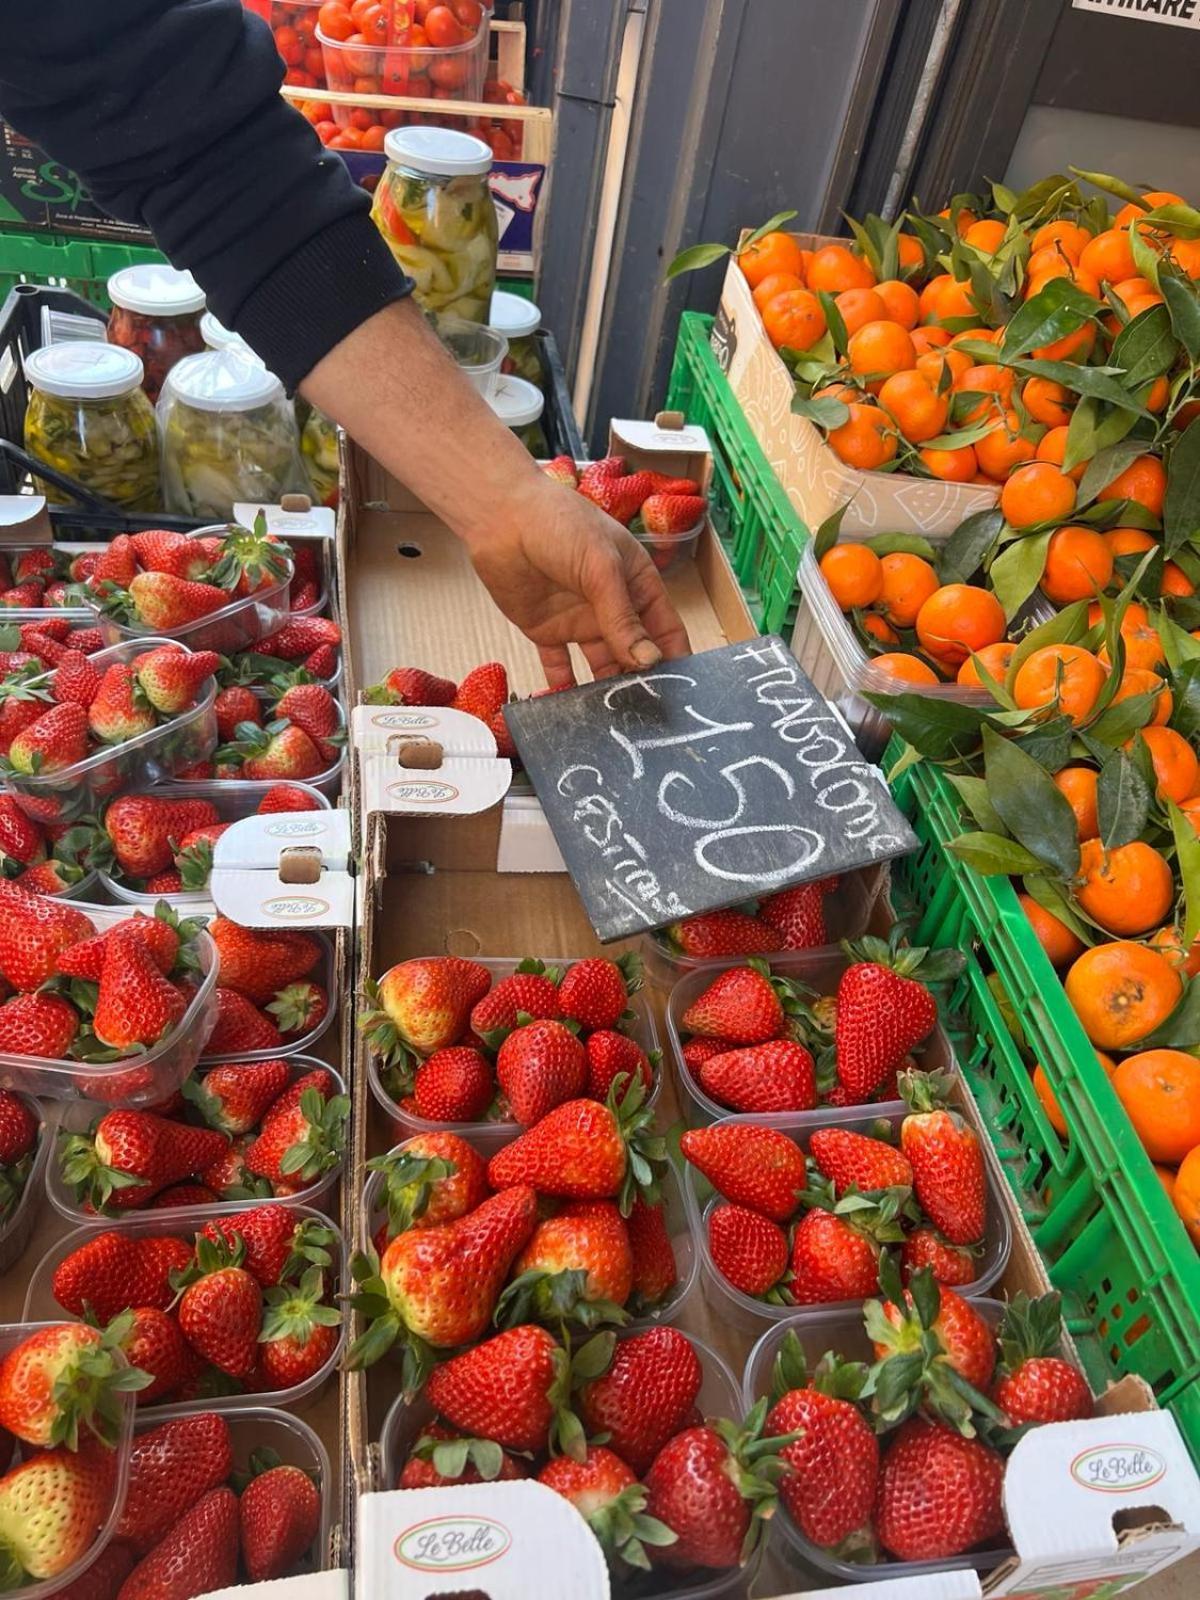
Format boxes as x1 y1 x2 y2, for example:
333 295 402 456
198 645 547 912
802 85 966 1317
464 475 692 687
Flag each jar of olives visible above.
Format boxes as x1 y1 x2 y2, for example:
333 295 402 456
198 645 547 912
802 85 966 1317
106 264 207 402
490 291 543 389
24 343 160 511
372 126 498 324
488 373 548 458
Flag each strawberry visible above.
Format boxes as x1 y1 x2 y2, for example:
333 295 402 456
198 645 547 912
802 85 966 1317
103 796 220 879
0 1441 117 1582
698 1039 816 1114
0 798 46 866
501 1199 633 1327
149 1183 218 1209
766 1332 879 1550
488 708 517 757
0 885 91 990
874 1419 1004 1562
145 869 183 893
207 523 292 593
625 1194 677 1309
208 919 321 1004
130 530 199 577
665 909 778 958
576 1325 702 1475
679 1124 807 1223
116 1485 239 1600
50 651 102 710
91 935 187 1052
708 1203 789 1298
0 1321 140 1449
0 694 51 759
579 471 655 523
835 933 957 1101
809 1126 914 1196
584 1029 654 1101
219 722 328 780
44 1538 132 1600
538 1445 675 1570
289 579 320 610
59 1110 229 1211
7 701 89 773
239 1461 322 1582
469 959 562 1042
398 1421 528 1488
117 1411 233 1554
487 1084 663 1207
87 663 156 743
0 1092 36 1162
360 956 492 1064
256 616 341 660
244 1084 348 1189
200 1205 333 1289
257 1264 341 1390
539 455 579 486
994 1291 1092 1424
94 533 140 583
117 1307 194 1403
424 1323 579 1454
266 979 328 1037
121 572 228 629
303 642 338 677
789 1195 905 1306
868 1265 998 1430
900 1069 987 1246
411 1046 494 1122
578 455 627 486
15 860 83 895
497 1019 587 1126
67 627 105 654
370 1132 490 1235
172 823 230 891
558 954 639 1030
0 991 78 1056
680 960 793 1045
256 784 321 814
53 1231 193 1322
133 647 220 715
644 472 701 495
758 882 828 949
639 493 706 536
176 1233 263 1378
204 990 283 1053
452 662 508 722
250 1067 335 1124
213 685 262 740
55 909 183 982
681 1036 726 1072
13 548 55 583
274 683 342 752
901 1227 978 1287
184 1057 291 1134
0 581 47 609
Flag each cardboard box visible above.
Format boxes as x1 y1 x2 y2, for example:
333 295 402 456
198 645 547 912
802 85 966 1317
713 233 998 538
0 122 154 242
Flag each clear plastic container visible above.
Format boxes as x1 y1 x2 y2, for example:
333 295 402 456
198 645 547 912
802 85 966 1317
106 264 207 404
635 514 705 575
200 928 338 1062
319 22 489 130
136 1401 332 1570
4 639 219 826
159 351 306 521
665 947 918 1128
47 1055 347 1226
366 956 662 1153
300 409 339 509
367 125 497 323
99 779 331 906
378 1326 750 1600
287 535 333 618
490 290 542 387
684 1108 1012 1337
0 1094 52 1273
0 902 218 1104
24 343 160 512
169 684 345 798
437 318 507 400
743 1305 1014 1584
0 1320 137 1600
24 1203 346 1412
488 372 547 456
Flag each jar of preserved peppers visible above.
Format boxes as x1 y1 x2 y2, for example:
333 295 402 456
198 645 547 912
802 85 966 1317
489 291 543 389
106 264 207 403
372 126 498 324
24 343 160 511
301 407 339 508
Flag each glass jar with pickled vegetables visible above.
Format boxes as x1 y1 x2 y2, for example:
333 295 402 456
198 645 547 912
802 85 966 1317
159 350 306 521
372 126 498 324
106 264 207 403
23 343 160 511
490 291 543 389
301 407 339 508
488 373 548 458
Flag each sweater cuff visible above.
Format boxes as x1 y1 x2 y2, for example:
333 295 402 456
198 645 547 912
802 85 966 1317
234 211 412 392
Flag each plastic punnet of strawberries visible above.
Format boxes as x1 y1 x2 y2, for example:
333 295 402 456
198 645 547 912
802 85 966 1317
49 1202 342 1405
203 918 332 1057
540 456 708 573
210 678 344 783
0 1090 39 1226
0 544 80 609
0 790 94 898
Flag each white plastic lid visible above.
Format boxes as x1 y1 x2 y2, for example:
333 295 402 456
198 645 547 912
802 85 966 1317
24 342 145 399
165 349 284 412
383 125 493 177
107 264 206 317
489 290 540 339
488 374 544 428
199 312 262 360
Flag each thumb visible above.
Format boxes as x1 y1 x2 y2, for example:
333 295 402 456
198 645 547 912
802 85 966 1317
586 549 662 671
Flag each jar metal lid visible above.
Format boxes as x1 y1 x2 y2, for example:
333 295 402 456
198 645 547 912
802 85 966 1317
384 125 492 177
108 264 206 317
488 374 544 428
165 349 284 412
489 290 540 339
24 342 145 399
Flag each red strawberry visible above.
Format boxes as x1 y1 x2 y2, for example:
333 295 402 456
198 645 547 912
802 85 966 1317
874 1419 1004 1562
900 1070 987 1246
0 1322 131 1449
870 1269 997 1405
679 1124 807 1223
172 823 230 892
205 989 284 1054
122 572 228 629
488 707 516 758
0 1092 37 1162
239 1462 322 1581
584 1029 654 1101
836 935 948 1101
256 1265 340 1390
0 798 46 866
213 685 262 741
67 627 105 655
790 1204 896 1306
43 1538 133 1600
92 935 187 1052
117 1411 233 1554
145 870 183 893
469 961 562 1042
50 651 102 710
55 910 182 981
303 643 338 678
809 1126 914 1196
398 1421 528 1489
149 1183 218 1209
266 979 328 1038
504 1199 633 1323
200 1204 332 1289
0 992 78 1057
424 1324 573 1453
539 455 579 486
244 1081 347 1190
0 581 47 609
133 647 220 715
578 455 627 486
362 956 492 1064
118 1307 195 1402
274 683 341 754
208 919 320 1004
994 1291 1092 1424
366 665 458 706
576 1326 702 1476
0 884 92 990
644 472 702 495
116 1486 239 1600
639 493 706 536
697 1039 816 1113
452 662 508 722
558 955 639 1030
642 1409 787 1571
222 722 328 780
92 535 138 588
0 693 51 759
412 1046 494 1122
15 859 84 895
53 1231 193 1322
256 616 341 660
497 1019 587 1126
681 1037 726 1073
625 1194 677 1308
87 663 156 743
371 1132 490 1235
7 701 89 773
256 784 322 814
758 882 828 949
104 796 220 879
176 1234 263 1378
130 529 203 578
59 1109 229 1211
901 1228 978 1287
708 1203 789 1298
680 960 790 1045
184 1057 291 1134
666 909 778 958
538 1445 675 1569
579 470 655 524
487 1091 658 1204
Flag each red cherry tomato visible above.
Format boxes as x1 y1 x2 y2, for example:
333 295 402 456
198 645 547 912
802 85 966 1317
410 0 433 21
350 0 378 23
305 45 325 77
452 0 482 29
428 54 467 87
424 5 464 47
350 106 377 130
357 3 387 42
315 120 339 143
408 22 429 46
361 124 388 151
273 24 303 64
317 2 355 41
283 67 317 86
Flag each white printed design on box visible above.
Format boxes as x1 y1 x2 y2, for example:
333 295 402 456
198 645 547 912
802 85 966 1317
393 1512 513 1573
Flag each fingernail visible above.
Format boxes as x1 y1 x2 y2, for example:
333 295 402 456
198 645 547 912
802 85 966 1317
631 640 662 668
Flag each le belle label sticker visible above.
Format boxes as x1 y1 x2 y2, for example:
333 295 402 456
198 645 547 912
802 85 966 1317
504 635 917 942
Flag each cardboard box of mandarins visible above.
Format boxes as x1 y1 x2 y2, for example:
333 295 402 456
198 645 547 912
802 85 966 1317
713 233 998 539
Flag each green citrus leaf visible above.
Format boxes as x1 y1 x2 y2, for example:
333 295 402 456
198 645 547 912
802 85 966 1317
982 724 1080 880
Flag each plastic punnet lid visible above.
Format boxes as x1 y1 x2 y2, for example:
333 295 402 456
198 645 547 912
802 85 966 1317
488 374 544 428
383 126 492 177
489 290 540 339
24 342 145 399
108 264 206 317
166 349 284 412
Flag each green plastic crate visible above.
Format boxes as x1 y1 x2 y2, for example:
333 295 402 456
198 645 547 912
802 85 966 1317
666 312 809 635
0 231 167 306
887 747 1200 1463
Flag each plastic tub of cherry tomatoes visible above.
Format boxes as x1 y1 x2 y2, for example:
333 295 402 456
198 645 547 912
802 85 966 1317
200 927 339 1062
743 1304 1013 1584
641 863 889 990
0 902 219 1105
45 1055 348 1226
317 5 490 130
0 1093 52 1272
255 0 327 90
23 1202 347 1412
365 954 662 1155
682 1107 1012 1339
378 1324 753 1600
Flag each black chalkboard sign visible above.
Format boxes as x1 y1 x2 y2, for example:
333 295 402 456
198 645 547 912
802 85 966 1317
504 635 919 943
